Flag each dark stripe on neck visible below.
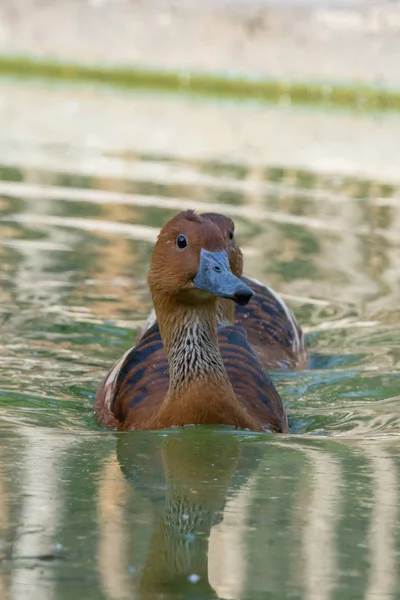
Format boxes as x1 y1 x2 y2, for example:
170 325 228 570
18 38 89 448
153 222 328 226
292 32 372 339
167 316 228 393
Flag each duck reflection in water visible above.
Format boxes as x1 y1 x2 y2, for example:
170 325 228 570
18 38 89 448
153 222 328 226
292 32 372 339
116 429 260 600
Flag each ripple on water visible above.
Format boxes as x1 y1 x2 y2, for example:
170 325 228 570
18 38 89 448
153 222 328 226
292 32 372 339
0 142 400 437
1 87 400 600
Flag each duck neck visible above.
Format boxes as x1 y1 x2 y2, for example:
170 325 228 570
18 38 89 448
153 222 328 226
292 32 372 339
153 297 256 429
157 298 230 394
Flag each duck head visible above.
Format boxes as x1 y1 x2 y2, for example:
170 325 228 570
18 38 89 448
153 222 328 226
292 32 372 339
201 212 245 325
148 210 252 307
201 212 243 279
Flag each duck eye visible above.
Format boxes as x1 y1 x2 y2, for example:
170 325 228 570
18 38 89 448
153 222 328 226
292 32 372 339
176 234 188 249
228 230 234 240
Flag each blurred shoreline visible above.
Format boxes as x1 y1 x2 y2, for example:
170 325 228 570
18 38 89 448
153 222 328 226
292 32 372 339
0 0 399 93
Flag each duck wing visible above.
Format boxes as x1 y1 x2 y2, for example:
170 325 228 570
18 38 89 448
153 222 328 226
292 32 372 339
218 324 288 433
94 323 169 429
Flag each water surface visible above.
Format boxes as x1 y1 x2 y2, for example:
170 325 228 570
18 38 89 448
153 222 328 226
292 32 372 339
0 80 399 599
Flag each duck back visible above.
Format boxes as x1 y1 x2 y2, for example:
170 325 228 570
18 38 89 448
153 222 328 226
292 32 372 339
235 275 307 370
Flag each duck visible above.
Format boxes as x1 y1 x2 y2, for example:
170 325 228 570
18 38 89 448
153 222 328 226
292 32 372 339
94 210 288 433
135 212 308 370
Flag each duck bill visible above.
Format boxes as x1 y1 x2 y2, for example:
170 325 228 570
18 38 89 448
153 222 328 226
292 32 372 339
193 249 253 306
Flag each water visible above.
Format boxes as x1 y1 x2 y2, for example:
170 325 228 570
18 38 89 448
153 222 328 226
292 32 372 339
0 79 400 598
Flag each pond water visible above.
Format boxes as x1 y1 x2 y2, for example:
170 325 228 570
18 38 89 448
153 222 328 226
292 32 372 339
0 80 400 599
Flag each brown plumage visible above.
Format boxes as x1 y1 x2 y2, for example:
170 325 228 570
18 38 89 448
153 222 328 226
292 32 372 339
136 212 307 370
94 210 288 433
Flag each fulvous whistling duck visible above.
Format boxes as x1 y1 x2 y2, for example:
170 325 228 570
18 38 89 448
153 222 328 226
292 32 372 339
95 210 288 433
136 212 308 370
